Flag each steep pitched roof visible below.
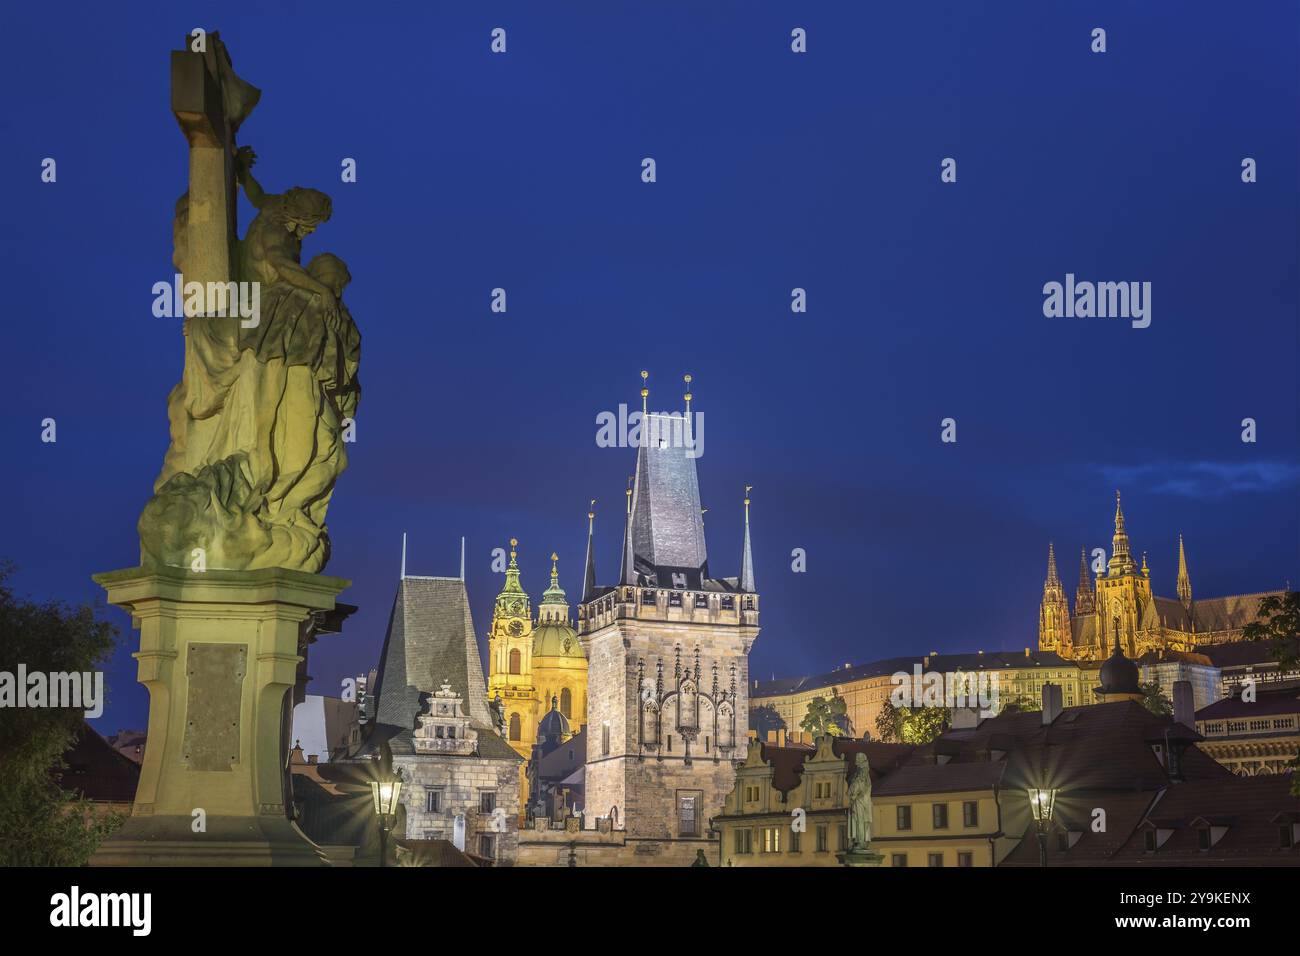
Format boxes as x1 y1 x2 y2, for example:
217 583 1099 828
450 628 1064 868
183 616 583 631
628 411 709 587
366 576 517 759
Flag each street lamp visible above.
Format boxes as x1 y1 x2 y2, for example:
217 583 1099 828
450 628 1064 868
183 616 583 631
371 769 403 867
1027 787 1057 867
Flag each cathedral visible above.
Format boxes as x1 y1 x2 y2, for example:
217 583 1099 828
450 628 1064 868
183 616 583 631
1039 491 1284 662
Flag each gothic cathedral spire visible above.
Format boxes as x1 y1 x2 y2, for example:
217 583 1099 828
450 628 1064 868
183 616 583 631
739 486 755 593
1075 547 1095 615
1177 533 1193 606
1039 542 1071 653
1108 489 1137 576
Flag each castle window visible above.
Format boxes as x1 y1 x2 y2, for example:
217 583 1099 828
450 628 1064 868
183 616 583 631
560 687 572 717
508 713 521 741
734 828 753 855
721 596 735 611
602 722 610 755
694 594 709 609
642 589 657 605
669 591 683 608
478 834 496 859
435 726 444 739
447 726 455 739
509 648 521 675
479 791 497 814
744 597 754 610
425 789 442 813
678 791 701 836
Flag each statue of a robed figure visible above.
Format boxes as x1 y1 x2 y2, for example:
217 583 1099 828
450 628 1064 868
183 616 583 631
838 752 885 867
92 33 356 866
144 72 359 574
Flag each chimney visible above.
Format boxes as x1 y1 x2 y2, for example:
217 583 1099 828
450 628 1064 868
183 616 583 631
1172 680 1195 729
1041 683 1063 725
951 707 980 730
307 754 318 765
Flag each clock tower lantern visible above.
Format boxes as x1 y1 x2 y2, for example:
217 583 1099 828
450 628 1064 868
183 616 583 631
487 538 540 759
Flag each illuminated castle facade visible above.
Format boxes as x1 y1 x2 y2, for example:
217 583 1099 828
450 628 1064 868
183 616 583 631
1039 491 1284 662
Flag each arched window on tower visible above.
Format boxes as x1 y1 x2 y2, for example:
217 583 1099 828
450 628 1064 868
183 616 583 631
509 648 521 675
509 713 521 741
560 687 572 718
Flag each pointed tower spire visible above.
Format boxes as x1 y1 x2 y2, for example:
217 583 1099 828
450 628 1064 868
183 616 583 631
459 536 465 581
739 485 755 593
1046 541 1061 587
400 532 407 579
620 476 636 585
1177 533 1192 605
1075 547 1095 615
582 500 598 603
1107 489 1137 576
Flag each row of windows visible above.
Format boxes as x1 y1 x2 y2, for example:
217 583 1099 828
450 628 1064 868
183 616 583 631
733 823 847 855
424 789 496 814
895 801 979 831
892 851 974 867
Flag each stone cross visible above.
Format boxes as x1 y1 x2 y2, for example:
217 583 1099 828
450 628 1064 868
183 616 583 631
170 31 259 322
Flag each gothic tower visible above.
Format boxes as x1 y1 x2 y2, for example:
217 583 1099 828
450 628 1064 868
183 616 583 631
1038 542 1071 653
578 373 758 863
487 538 539 759
1093 491 1154 660
1177 533 1193 607
1074 546 1096 615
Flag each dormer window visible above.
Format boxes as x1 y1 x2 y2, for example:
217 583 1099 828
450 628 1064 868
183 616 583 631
1143 829 1157 852
1197 827 1211 851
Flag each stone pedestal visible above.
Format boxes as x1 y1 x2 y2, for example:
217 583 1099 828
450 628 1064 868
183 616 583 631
89 565 348 866
836 844 885 867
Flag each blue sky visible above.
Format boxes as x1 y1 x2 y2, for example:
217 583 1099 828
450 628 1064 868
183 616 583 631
1 2 1296 732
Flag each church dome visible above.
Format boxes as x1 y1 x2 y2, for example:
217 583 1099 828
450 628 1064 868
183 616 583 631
533 552 583 658
537 697 571 740
1097 633 1141 697
533 621 583 659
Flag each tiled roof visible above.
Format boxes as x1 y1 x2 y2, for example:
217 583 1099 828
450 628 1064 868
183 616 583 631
1193 641 1283 668
1196 685 1300 720
752 651 1076 699
873 760 1006 796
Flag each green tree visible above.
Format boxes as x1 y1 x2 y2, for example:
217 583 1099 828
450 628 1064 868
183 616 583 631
0 563 123 865
875 699 902 742
900 705 951 744
800 690 851 738
1139 681 1172 716
1242 589 1300 793
875 698 950 744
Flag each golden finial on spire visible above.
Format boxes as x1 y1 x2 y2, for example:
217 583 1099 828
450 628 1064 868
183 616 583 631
551 551 559 562
588 498 596 523
683 373 693 410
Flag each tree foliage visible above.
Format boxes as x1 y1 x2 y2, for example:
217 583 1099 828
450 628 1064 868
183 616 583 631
800 690 851 738
0 563 123 865
1139 681 1172 716
874 698 950 744
1242 590 1300 793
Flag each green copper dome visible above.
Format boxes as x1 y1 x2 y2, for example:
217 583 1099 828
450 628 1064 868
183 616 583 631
533 620 583 659
533 553 583 658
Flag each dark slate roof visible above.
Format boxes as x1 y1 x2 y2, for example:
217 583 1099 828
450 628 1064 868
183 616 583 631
627 411 709 587
1111 774 1300 866
1193 641 1283 668
365 576 518 760
1196 684 1300 720
534 728 586 783
1187 591 1285 632
752 651 1076 699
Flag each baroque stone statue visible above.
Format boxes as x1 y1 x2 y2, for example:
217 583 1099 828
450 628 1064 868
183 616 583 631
847 752 873 848
140 37 359 574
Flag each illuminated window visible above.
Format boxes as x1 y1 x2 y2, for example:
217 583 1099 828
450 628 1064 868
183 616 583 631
560 687 572 718
678 791 701 836
508 648 521 675
763 827 781 853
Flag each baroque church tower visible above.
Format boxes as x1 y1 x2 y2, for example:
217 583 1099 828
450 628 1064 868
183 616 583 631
577 373 758 864
487 539 539 758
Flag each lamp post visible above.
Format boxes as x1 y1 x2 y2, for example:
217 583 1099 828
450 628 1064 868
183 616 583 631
370 768 403 868
1027 787 1057 867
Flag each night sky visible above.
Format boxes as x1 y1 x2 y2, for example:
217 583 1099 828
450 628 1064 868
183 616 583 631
2 2 1296 735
